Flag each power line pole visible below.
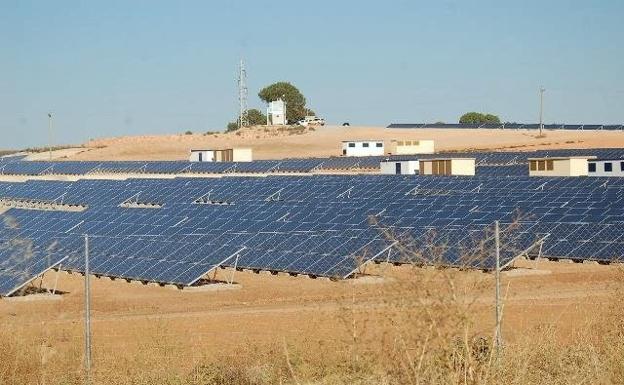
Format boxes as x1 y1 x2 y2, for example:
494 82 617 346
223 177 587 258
237 59 248 129
494 220 502 363
84 234 92 383
48 112 53 160
539 86 545 136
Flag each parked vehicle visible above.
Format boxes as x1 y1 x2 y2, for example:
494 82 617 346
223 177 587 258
297 116 325 127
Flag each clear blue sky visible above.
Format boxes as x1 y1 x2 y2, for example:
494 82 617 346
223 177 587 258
1 0 622 149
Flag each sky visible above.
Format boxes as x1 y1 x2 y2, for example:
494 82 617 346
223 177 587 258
1 0 623 149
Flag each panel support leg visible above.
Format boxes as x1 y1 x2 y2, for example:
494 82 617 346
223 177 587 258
52 264 62 295
229 254 240 285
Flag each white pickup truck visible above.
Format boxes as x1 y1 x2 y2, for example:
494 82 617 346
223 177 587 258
297 116 325 127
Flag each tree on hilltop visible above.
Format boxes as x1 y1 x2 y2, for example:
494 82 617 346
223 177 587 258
459 112 501 124
258 82 309 123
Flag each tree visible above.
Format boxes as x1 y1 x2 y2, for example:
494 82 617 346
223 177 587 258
225 109 267 132
226 122 238 132
245 108 267 126
258 82 308 123
459 112 501 124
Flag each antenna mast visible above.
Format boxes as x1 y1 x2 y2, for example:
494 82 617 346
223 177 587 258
237 59 248 128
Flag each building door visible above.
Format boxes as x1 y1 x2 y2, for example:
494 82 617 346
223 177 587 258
198 152 203 162
395 162 402 174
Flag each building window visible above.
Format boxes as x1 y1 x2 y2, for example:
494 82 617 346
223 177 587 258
529 160 537 171
348 143 355 148
376 143 383 147
621 161 624 171
397 141 404 146
604 162 613 172
363 142 369 148
405 141 412 146
588 163 596 172
546 160 554 171
537 160 546 171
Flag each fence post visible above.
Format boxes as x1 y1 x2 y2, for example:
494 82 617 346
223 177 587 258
494 221 503 363
84 234 92 383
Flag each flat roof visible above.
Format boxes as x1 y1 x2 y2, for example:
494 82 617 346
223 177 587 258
419 158 475 161
589 158 624 162
190 148 250 152
527 156 597 160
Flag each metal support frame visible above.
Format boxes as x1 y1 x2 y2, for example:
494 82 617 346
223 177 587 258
172 216 189 228
267 162 281 173
311 161 324 172
89 163 103 174
187 247 247 287
265 188 284 202
535 181 548 191
42 165 55 175
52 264 62 295
343 241 399 279
337 186 354 199
65 220 85 234
385 247 392 263
228 253 240 285
224 164 237 174
405 185 420 196
4 256 70 297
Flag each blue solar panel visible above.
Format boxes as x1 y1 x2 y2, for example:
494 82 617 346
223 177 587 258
387 123 624 131
0 172 622 290
1 148 623 177
0 224 78 296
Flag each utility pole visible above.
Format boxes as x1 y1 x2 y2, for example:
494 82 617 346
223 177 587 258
494 221 502 363
84 234 92 383
48 113 53 160
539 87 545 136
237 59 248 129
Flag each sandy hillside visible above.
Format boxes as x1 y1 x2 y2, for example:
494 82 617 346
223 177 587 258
63 125 624 161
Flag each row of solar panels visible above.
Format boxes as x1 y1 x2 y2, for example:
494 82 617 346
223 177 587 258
1 148 623 176
1 174 623 295
388 123 624 130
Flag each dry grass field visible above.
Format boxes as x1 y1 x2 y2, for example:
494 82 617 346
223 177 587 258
1 259 623 384
54 125 624 161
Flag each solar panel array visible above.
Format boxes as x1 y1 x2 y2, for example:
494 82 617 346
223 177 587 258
0 225 77 296
388 123 624 130
0 174 622 294
0 148 623 177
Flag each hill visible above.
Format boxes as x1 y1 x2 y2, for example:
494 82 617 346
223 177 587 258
58 125 624 161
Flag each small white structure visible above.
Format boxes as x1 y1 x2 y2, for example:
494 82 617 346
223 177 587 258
189 148 252 162
380 160 419 175
341 140 384 157
419 158 476 176
389 139 435 155
528 156 595 177
588 159 624 177
267 99 287 126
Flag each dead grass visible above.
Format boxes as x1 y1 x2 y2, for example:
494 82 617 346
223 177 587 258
0 262 622 385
